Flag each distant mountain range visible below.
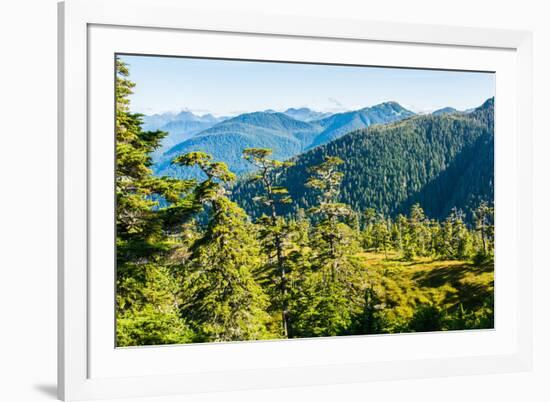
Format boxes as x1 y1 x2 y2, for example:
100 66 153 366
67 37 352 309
281 107 333 122
150 102 415 178
432 106 458 116
232 98 494 221
307 102 414 149
142 111 229 158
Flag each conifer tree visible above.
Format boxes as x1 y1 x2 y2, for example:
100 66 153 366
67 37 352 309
438 208 473 259
474 201 494 255
242 148 295 337
173 152 273 341
393 214 407 252
352 286 386 335
362 208 377 250
114 58 495 342
408 204 430 257
115 58 197 346
291 156 362 336
372 217 392 259
306 156 355 265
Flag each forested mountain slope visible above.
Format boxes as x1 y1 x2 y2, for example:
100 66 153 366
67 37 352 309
153 102 415 179
154 112 315 178
115 58 495 347
308 101 414 149
142 111 227 159
232 98 494 221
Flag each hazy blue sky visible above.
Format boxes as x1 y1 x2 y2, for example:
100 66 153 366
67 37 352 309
119 54 495 116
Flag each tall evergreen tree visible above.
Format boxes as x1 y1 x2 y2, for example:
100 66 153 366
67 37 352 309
115 58 197 346
306 156 355 265
291 156 363 336
437 208 473 260
114 59 494 342
361 208 377 250
408 203 431 257
242 148 295 337
173 152 273 341
474 201 494 255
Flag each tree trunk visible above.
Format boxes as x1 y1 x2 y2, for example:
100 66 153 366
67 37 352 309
275 231 290 338
481 220 487 254
270 202 290 338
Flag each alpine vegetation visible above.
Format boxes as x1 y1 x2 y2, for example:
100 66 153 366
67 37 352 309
115 57 494 346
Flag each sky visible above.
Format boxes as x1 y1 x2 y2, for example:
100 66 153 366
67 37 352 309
119 54 495 116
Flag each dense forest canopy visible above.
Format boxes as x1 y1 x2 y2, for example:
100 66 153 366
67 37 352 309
115 58 494 347
232 99 494 222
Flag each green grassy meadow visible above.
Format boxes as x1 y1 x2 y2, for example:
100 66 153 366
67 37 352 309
350 252 494 334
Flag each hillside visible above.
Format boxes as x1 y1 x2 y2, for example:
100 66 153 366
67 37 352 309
154 112 316 178
142 111 227 159
232 98 494 221
308 101 414 149
116 57 496 347
282 107 333 122
432 106 459 116
350 251 493 333
153 102 415 178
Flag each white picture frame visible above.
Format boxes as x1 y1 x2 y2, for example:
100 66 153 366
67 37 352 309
58 0 533 400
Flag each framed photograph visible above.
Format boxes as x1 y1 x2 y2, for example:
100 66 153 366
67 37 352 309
58 0 533 400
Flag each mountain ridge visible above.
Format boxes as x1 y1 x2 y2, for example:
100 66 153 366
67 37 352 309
432 106 459 116
142 111 228 158
282 107 333 122
153 102 416 178
231 97 494 221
